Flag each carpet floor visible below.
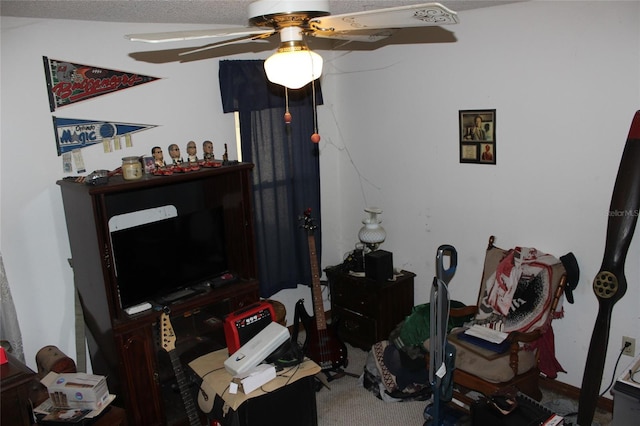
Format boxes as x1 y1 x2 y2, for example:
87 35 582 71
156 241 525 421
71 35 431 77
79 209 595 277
315 342 612 426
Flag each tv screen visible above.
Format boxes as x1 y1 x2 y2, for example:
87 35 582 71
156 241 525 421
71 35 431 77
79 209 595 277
110 206 228 309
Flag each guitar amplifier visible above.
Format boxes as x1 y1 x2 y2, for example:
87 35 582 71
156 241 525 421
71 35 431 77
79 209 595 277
224 301 275 354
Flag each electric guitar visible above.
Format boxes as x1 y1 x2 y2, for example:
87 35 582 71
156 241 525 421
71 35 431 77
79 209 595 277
160 310 202 426
296 208 348 371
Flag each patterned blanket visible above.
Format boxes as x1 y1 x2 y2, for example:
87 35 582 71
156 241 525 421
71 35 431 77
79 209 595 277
362 340 431 402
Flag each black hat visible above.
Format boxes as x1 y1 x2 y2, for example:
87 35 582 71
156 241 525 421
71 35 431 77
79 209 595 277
560 252 580 304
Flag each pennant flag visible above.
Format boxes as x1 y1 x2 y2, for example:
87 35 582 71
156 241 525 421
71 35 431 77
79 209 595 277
43 57 160 111
53 117 157 156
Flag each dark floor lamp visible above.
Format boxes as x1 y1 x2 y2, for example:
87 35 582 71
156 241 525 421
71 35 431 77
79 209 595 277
577 111 640 425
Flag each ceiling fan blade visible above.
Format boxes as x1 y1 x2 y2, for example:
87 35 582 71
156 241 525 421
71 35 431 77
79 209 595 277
310 29 397 43
126 27 274 43
309 2 458 33
179 33 273 56
577 110 640 426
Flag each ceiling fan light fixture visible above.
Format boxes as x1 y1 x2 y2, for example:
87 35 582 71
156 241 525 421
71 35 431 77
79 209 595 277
264 39 322 89
126 2 460 87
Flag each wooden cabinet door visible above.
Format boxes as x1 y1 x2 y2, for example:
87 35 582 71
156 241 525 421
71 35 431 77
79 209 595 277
116 326 164 426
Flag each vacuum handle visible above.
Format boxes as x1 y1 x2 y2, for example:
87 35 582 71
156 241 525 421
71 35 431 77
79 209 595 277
436 245 457 284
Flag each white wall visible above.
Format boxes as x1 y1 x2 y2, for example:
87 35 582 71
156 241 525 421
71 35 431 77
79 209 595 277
1 1 639 398
317 0 640 394
0 18 245 365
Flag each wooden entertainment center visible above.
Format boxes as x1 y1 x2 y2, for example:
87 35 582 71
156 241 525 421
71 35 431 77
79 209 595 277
57 163 260 426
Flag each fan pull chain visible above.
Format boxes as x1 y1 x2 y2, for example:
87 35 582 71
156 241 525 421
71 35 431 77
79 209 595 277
284 87 292 124
310 79 320 143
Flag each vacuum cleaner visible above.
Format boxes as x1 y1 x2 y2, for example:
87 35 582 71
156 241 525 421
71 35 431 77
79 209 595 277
424 244 463 426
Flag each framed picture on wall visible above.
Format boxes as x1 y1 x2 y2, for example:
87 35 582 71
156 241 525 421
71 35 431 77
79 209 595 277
460 143 478 161
459 109 496 164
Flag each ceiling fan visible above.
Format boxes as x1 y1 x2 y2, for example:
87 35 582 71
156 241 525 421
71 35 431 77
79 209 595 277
126 1 459 89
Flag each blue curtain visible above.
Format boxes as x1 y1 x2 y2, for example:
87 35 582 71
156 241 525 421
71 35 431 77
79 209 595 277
219 60 323 298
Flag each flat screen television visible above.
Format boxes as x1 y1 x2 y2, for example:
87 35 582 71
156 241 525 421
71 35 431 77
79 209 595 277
110 206 228 309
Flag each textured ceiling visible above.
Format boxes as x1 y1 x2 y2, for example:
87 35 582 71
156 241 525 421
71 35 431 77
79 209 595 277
1 1 525 63
1 1 522 25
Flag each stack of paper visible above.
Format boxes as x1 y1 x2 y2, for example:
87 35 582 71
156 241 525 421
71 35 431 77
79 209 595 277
464 324 509 344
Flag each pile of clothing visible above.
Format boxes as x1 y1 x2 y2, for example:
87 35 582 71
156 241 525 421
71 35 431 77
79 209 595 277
361 301 471 402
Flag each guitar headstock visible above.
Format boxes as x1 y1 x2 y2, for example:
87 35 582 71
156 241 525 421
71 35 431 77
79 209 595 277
160 311 176 352
299 208 317 233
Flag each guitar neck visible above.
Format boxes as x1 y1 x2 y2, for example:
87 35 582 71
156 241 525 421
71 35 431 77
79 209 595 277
307 233 326 331
168 350 201 426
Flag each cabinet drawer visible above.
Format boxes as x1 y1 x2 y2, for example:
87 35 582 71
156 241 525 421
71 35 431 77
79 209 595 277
332 281 378 317
335 307 377 350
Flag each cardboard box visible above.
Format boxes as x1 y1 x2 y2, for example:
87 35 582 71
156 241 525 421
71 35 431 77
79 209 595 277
41 372 110 410
233 364 277 394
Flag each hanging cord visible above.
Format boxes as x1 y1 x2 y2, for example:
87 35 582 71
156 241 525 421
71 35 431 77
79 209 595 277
429 278 451 384
310 79 320 143
599 343 630 396
284 87 292 124
428 277 451 425
312 79 317 134
563 343 629 419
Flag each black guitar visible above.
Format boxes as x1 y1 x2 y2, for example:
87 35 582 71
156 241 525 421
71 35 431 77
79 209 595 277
295 208 348 372
160 310 202 426
578 111 640 425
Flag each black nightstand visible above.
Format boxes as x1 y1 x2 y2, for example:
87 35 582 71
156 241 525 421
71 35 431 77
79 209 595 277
325 266 415 350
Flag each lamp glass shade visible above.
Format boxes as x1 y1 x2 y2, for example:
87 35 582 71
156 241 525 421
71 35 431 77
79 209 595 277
264 49 323 89
358 207 386 251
